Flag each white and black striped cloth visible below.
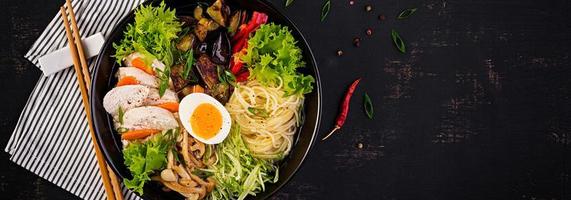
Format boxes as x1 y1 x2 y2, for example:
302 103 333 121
5 0 144 199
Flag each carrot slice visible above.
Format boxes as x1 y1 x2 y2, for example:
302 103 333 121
157 102 179 113
121 129 160 140
117 76 139 86
131 58 154 75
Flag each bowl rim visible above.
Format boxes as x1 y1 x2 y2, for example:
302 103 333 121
90 0 322 199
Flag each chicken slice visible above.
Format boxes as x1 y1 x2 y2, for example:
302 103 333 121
103 85 150 115
145 88 179 106
117 67 158 88
122 106 179 130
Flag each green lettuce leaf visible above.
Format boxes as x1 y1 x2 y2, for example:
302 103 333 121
238 23 314 96
123 129 177 195
113 1 181 67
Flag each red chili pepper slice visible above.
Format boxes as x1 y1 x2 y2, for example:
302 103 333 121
232 12 259 42
322 78 362 141
235 70 249 82
233 38 247 53
232 12 268 43
230 60 244 74
229 12 268 76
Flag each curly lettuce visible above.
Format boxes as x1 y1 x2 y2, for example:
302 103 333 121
239 23 314 96
123 129 178 195
113 1 181 67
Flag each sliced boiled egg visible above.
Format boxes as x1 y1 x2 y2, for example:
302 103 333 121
178 93 231 144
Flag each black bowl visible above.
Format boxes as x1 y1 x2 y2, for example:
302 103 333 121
90 0 322 199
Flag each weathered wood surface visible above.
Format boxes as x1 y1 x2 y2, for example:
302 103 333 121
1 0 569 199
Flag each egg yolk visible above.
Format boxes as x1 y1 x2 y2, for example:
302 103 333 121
190 103 222 139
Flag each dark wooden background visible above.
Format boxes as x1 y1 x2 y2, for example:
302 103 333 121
1 0 570 199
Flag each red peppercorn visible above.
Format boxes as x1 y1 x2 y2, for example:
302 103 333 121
378 14 386 21
366 28 373 36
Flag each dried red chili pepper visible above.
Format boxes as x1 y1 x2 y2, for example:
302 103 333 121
322 78 362 141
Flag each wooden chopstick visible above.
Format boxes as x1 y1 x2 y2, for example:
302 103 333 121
107 165 124 200
59 6 121 200
65 0 91 87
63 2 124 199
62 0 123 200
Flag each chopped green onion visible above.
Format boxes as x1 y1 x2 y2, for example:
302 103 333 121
203 144 212 164
224 70 237 87
320 0 331 22
156 67 170 97
397 8 417 19
173 148 182 163
117 127 128 133
217 66 229 85
176 27 190 43
391 29 406 53
192 168 214 179
117 106 125 125
285 0 294 7
247 107 270 118
217 66 237 87
181 49 194 79
363 93 374 119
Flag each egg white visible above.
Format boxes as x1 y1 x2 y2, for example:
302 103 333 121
178 93 232 144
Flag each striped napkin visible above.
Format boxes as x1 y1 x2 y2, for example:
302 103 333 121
5 0 145 199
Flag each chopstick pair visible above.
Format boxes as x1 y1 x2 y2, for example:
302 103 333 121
59 0 123 200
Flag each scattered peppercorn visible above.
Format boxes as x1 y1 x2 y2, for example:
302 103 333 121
365 5 372 12
366 28 373 36
353 37 361 47
378 14 386 21
336 49 344 56
349 0 354 5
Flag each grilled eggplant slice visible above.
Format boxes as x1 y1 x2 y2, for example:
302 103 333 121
206 83 232 104
206 0 229 27
210 31 230 65
195 54 219 88
179 16 197 28
176 34 196 52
